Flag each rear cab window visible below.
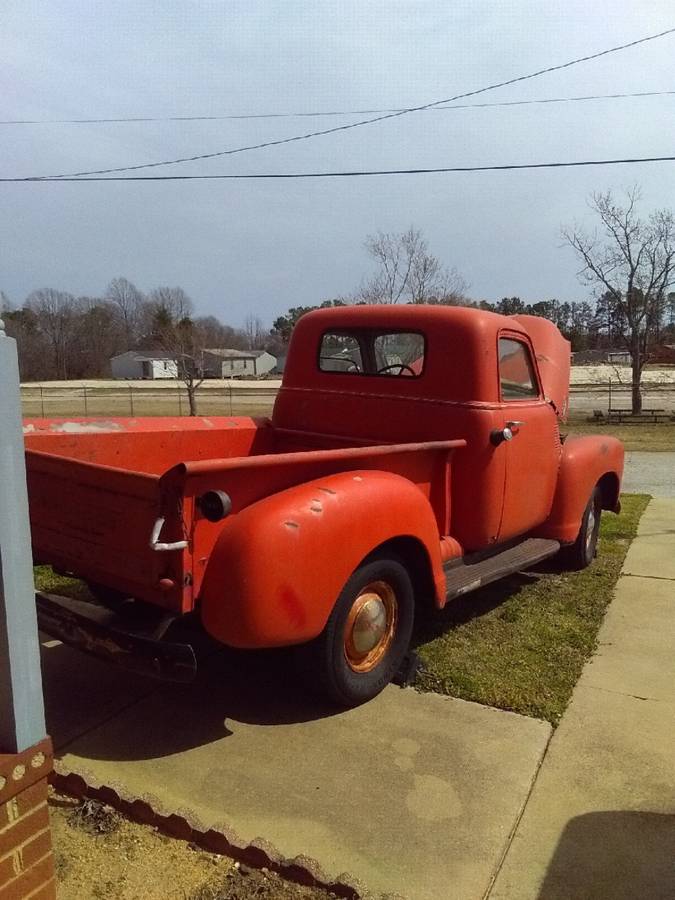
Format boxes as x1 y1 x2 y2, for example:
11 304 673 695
498 337 539 400
319 330 425 377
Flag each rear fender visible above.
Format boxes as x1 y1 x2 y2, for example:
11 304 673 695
535 435 624 543
199 469 444 648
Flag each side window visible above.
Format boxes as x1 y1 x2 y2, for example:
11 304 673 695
319 332 363 373
499 338 539 400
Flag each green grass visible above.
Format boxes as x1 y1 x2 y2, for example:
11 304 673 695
34 565 92 599
567 421 675 452
413 494 650 725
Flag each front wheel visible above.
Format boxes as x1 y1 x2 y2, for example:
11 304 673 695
562 487 602 570
303 555 415 707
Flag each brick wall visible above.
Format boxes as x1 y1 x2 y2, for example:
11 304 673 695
0 739 54 900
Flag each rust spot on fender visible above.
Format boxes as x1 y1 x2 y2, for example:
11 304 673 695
278 585 306 627
284 520 299 529
310 500 323 513
319 487 337 495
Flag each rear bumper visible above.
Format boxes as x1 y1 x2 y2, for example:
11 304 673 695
36 591 197 683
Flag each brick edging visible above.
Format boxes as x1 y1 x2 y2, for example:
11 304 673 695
0 740 53 809
1 739 55 900
51 763 374 900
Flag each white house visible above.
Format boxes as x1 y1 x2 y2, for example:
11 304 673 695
202 349 277 378
110 350 179 380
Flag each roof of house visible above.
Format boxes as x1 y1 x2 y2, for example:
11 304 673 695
111 350 177 362
203 348 270 359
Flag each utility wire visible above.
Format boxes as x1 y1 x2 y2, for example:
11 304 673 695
4 154 674 182
37 26 675 179
3 90 675 125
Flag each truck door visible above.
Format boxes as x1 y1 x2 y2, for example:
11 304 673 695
496 335 561 541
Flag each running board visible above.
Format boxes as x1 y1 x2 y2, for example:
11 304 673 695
443 538 560 602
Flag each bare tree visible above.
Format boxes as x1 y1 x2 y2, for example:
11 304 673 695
152 305 204 415
563 188 675 413
148 286 194 321
25 288 77 379
194 315 247 350
357 226 467 304
106 277 144 346
244 313 266 350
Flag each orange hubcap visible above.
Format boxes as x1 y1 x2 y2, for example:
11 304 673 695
344 581 397 673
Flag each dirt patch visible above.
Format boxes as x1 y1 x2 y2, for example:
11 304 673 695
51 792 336 900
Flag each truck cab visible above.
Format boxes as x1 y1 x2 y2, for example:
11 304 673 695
24 305 623 707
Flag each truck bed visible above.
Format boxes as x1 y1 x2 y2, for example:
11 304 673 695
24 416 465 614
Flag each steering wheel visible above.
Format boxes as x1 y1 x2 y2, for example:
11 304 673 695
377 362 416 376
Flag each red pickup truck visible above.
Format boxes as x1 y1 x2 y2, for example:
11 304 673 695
25 305 623 706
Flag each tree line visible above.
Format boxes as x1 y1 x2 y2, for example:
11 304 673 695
0 280 279 384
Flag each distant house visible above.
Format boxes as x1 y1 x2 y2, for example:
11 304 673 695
110 350 179 380
201 349 277 378
272 353 287 375
571 348 631 366
651 343 675 364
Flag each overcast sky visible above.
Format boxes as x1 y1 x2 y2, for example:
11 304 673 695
2 1 674 326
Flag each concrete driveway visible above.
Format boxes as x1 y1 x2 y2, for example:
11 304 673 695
43 640 551 900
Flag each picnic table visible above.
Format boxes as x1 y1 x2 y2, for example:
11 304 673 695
605 407 671 424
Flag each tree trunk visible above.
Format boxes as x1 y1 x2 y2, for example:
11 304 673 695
630 333 643 415
187 384 198 416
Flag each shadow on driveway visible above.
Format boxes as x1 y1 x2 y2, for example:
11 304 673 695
538 811 675 900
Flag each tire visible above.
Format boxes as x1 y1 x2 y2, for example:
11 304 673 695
302 554 415 708
562 487 602 570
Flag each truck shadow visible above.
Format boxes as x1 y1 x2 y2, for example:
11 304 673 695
536 811 675 899
45 570 543 762
43 635 346 761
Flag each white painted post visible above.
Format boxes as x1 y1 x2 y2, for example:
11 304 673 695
0 316 46 752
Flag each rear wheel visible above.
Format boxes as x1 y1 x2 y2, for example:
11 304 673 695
563 487 602 570
304 555 415 707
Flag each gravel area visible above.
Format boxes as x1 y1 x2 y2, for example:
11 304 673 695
623 452 675 497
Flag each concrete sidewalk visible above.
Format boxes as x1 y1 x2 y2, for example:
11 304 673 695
489 498 675 900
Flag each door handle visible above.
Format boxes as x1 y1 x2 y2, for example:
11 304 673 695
491 421 526 446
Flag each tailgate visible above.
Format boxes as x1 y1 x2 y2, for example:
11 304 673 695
26 449 190 611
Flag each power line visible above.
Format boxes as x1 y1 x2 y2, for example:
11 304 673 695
3 90 675 125
3 153 674 182
38 26 675 179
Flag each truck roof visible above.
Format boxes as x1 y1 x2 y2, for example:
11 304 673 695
285 304 570 416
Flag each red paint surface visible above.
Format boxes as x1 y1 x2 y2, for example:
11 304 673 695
23 305 623 649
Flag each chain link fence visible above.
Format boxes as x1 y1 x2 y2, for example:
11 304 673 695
19 379 675 421
20 383 278 419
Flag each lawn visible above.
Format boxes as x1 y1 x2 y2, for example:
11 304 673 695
567 420 675 451
413 493 650 725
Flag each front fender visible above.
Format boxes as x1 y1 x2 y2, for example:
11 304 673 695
199 469 444 648
535 435 624 543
